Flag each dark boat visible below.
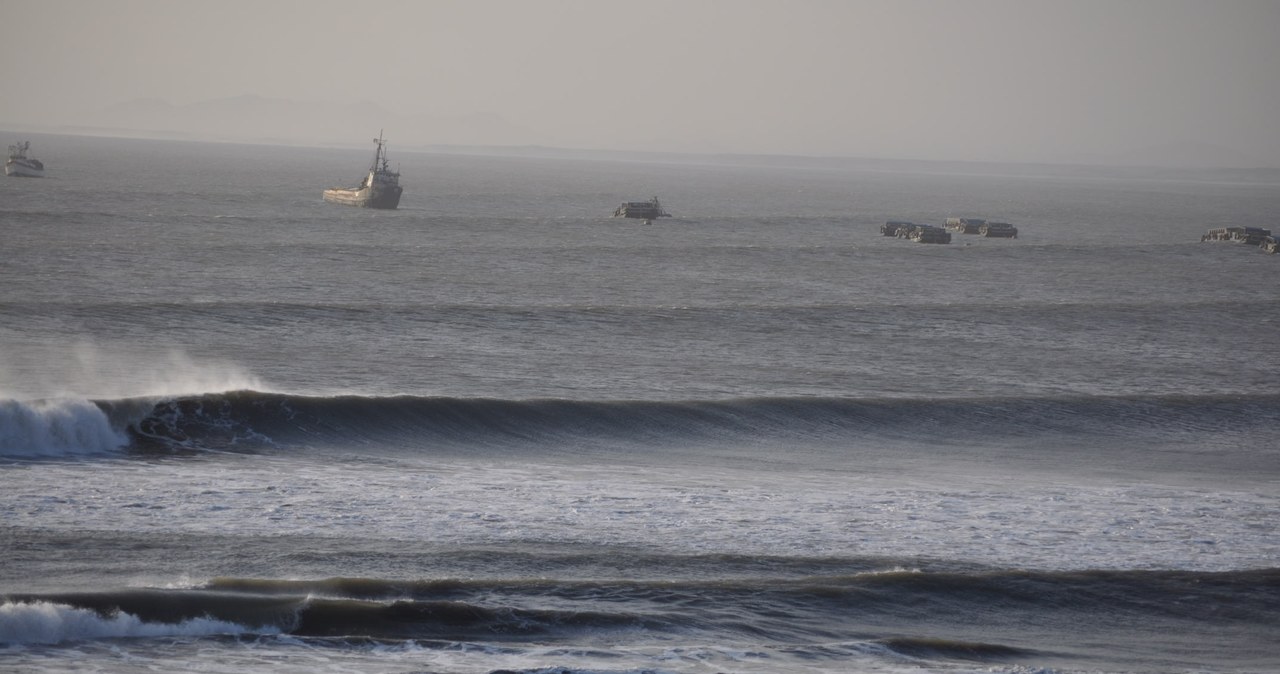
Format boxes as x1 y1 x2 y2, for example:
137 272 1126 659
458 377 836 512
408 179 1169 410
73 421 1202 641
900 223 952 244
1202 227 1271 245
944 217 986 234
979 222 1019 238
881 220 915 236
613 197 670 223
323 132 402 209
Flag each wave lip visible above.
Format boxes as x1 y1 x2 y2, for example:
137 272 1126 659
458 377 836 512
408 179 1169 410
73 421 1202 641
0 398 129 458
109 390 1280 455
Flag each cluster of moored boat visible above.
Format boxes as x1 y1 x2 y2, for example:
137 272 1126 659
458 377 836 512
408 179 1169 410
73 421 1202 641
12 135 1275 256
1202 227 1278 254
881 217 1018 244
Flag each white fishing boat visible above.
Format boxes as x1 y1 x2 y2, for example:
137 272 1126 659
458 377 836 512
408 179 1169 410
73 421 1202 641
5 141 45 177
323 132 402 209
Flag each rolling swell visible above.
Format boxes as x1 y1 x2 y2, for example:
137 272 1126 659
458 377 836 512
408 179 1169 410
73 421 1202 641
97 390 1280 454
5 567 1276 648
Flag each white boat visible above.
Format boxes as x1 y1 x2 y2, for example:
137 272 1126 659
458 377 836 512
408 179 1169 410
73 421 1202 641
5 141 45 177
323 132 403 209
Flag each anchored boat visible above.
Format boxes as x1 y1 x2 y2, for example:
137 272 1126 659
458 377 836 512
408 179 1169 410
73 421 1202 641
881 220 915 236
613 197 670 223
1202 227 1271 245
944 217 986 234
323 132 402 209
979 222 1018 238
5 141 44 177
899 223 952 244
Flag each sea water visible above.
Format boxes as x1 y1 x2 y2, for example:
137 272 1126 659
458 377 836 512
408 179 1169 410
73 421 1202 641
1 134 1278 673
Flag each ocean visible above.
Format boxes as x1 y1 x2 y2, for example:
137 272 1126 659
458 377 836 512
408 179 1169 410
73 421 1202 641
2 133 1278 674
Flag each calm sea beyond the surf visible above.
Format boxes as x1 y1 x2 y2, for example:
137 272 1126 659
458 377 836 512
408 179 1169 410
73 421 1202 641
2 133 1278 674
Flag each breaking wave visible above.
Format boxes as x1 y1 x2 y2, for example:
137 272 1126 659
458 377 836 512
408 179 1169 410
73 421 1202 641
4 566 1276 647
3 390 1277 458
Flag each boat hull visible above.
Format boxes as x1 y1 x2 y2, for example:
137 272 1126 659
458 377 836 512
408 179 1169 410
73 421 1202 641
4 160 44 178
614 207 666 219
612 198 670 220
322 185 402 210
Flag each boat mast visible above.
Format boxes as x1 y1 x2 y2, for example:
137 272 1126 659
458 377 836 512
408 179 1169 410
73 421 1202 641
372 129 395 174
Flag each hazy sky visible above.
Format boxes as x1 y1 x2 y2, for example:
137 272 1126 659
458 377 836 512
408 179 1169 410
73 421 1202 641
3 0 1278 165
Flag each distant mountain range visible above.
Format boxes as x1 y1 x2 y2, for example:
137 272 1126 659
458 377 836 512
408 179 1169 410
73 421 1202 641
7 94 1271 169
90 95 541 148
1051 140 1272 171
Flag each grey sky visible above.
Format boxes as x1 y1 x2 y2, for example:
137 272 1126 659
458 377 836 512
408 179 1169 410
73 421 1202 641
3 0 1278 165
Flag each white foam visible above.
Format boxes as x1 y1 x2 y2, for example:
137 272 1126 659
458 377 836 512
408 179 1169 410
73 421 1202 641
0 398 128 457
0 601 271 645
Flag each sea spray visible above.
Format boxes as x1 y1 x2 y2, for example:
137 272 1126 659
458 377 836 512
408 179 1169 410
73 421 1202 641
2 342 267 401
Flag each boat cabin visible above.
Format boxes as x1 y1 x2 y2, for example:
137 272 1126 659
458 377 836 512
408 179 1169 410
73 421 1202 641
613 197 671 221
945 217 986 234
901 224 952 244
881 220 915 236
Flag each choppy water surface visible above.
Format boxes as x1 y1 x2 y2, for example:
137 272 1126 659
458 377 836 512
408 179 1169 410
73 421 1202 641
2 134 1278 673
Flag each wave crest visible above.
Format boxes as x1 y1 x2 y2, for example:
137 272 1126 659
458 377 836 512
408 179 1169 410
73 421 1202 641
113 390 1279 453
0 600 273 645
6 390 1278 458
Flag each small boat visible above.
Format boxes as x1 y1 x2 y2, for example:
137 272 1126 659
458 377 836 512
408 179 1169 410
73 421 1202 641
979 222 1018 238
613 197 670 223
944 217 986 234
5 141 45 177
323 132 402 209
899 224 951 244
881 220 915 236
1202 227 1271 245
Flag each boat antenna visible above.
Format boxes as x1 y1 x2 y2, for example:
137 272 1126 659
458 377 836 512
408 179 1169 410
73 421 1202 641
371 129 387 170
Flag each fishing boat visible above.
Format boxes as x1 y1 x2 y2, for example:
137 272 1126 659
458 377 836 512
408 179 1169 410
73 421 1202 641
944 217 986 234
979 222 1019 238
613 197 670 223
5 141 45 177
881 220 915 236
899 223 952 244
323 132 402 209
1202 226 1271 245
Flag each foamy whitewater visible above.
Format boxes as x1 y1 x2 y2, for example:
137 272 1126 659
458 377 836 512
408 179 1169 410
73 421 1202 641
2 134 1278 674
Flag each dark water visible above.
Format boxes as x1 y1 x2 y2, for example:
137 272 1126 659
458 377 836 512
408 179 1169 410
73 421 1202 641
1 133 1278 673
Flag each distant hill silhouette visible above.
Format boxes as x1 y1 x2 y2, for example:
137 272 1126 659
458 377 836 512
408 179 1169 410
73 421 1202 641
93 95 540 147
